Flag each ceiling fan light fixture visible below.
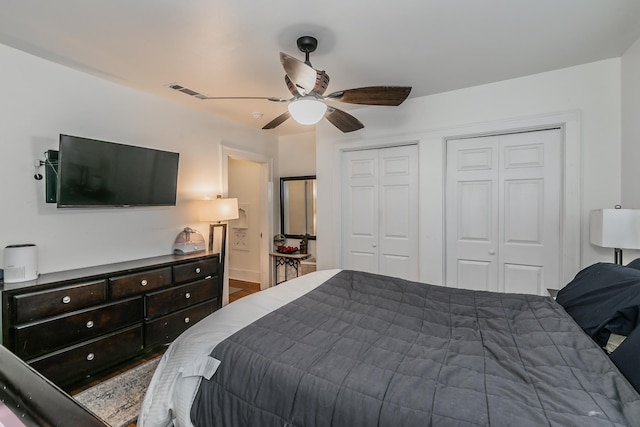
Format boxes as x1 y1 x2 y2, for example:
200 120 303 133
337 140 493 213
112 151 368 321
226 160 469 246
287 98 327 125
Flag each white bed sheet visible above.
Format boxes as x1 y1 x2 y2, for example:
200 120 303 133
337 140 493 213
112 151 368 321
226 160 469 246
137 269 341 427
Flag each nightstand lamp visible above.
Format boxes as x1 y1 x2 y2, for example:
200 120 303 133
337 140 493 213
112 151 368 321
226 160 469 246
590 207 640 265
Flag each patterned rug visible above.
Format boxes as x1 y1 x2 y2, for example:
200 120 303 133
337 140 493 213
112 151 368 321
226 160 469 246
73 357 161 427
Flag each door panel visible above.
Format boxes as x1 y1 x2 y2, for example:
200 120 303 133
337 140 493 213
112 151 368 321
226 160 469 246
382 254 412 279
346 186 377 271
458 181 493 241
351 186 377 237
458 147 493 170
447 129 562 295
378 146 419 279
499 131 561 294
504 264 542 294
342 145 419 280
382 186 410 238
503 179 543 244
351 252 377 273
447 136 499 291
343 151 379 270
503 143 544 169
457 260 494 292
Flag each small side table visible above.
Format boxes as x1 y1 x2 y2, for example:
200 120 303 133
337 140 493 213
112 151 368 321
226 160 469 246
271 252 311 284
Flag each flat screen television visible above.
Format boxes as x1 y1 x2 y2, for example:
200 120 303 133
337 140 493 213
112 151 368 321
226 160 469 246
56 134 179 208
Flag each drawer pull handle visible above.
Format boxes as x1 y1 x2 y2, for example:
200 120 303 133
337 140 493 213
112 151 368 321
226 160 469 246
195 267 201 274
184 317 190 324
141 279 148 286
185 292 191 299
62 296 71 304
86 353 95 361
86 320 94 329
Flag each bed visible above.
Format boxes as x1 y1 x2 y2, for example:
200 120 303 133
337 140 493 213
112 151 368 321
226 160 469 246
138 268 640 427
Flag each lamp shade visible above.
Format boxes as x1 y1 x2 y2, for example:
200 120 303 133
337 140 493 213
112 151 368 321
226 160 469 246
287 98 327 125
200 197 239 222
590 209 640 249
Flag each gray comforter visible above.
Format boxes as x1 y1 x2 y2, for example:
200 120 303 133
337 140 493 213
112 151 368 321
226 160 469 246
191 270 640 426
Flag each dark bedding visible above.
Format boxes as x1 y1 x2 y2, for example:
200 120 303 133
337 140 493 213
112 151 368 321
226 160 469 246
557 262 640 394
191 270 640 426
556 262 640 346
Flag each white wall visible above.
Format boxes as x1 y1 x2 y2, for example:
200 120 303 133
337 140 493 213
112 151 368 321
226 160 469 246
278 131 317 257
0 43 278 275
622 37 640 209
278 132 316 177
318 59 622 284
620 36 640 262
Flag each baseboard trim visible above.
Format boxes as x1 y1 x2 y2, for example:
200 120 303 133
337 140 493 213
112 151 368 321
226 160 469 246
229 268 260 283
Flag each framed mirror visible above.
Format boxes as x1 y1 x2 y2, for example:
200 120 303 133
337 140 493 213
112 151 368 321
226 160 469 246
280 175 316 239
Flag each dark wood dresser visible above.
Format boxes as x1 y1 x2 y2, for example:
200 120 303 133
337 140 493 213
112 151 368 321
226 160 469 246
0 344 109 426
1 252 222 390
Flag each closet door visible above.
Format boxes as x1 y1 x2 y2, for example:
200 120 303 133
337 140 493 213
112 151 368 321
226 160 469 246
342 145 419 280
446 129 562 295
343 149 379 273
445 136 500 291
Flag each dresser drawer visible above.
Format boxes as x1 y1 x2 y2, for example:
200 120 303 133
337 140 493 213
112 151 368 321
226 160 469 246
144 301 215 347
145 277 218 319
13 281 106 323
28 325 143 387
14 297 142 359
173 258 218 284
109 267 171 299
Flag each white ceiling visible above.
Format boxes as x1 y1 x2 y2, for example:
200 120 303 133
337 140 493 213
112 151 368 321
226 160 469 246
2 0 640 135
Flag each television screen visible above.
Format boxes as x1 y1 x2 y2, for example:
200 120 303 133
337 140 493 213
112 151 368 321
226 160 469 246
57 134 179 207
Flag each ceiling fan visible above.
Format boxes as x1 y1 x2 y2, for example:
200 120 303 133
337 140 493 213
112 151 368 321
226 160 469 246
170 36 412 133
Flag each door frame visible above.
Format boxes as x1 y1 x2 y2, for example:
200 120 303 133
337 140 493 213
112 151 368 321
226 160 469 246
445 129 563 294
221 144 274 301
443 120 579 287
323 111 580 286
340 144 420 280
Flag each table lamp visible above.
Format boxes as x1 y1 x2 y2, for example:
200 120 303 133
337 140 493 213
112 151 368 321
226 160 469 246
590 206 640 265
200 196 239 254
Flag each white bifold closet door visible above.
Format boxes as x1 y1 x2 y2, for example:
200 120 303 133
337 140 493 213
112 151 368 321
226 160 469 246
342 145 419 281
446 129 562 295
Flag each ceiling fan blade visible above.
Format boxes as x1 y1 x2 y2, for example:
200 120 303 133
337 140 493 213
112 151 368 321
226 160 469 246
280 52 317 95
170 84 289 102
314 70 330 95
326 86 412 106
284 75 300 97
325 107 364 133
262 111 291 130
286 70 330 96
198 96 289 102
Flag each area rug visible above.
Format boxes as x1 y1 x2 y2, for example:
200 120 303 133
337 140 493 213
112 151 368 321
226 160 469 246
73 357 161 427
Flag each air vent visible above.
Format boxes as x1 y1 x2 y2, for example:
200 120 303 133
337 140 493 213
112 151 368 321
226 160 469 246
168 84 207 99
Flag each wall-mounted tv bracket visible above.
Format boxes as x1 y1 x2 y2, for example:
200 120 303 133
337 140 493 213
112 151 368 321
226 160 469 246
34 150 59 203
34 160 44 180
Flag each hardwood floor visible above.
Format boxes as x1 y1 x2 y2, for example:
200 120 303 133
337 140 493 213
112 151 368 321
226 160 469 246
229 278 261 302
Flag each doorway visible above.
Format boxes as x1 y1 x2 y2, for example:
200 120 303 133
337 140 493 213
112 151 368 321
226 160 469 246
221 145 273 305
445 129 562 295
228 158 263 284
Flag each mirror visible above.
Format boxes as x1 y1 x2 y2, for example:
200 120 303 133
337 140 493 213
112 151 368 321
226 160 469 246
280 175 316 239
